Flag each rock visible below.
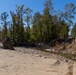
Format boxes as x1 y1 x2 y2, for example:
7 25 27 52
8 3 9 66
53 60 60 66
2 36 15 50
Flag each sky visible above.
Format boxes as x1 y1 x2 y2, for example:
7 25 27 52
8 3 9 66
0 0 76 22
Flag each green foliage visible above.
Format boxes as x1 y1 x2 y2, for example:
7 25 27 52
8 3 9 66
0 1 76 44
71 24 76 38
32 12 43 42
59 21 69 39
0 12 9 38
10 5 25 43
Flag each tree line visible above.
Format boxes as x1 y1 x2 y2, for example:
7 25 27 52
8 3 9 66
0 0 76 44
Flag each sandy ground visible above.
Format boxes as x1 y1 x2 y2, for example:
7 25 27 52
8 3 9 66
0 46 76 75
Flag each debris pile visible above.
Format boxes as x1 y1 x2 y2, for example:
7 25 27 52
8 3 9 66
46 38 76 54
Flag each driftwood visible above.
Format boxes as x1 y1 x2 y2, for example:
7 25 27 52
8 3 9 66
47 39 64 47
2 36 15 50
47 38 74 47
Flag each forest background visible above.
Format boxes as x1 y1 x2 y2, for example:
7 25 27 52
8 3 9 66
0 0 76 45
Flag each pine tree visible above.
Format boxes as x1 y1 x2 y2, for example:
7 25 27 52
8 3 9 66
71 23 76 38
1 12 9 38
